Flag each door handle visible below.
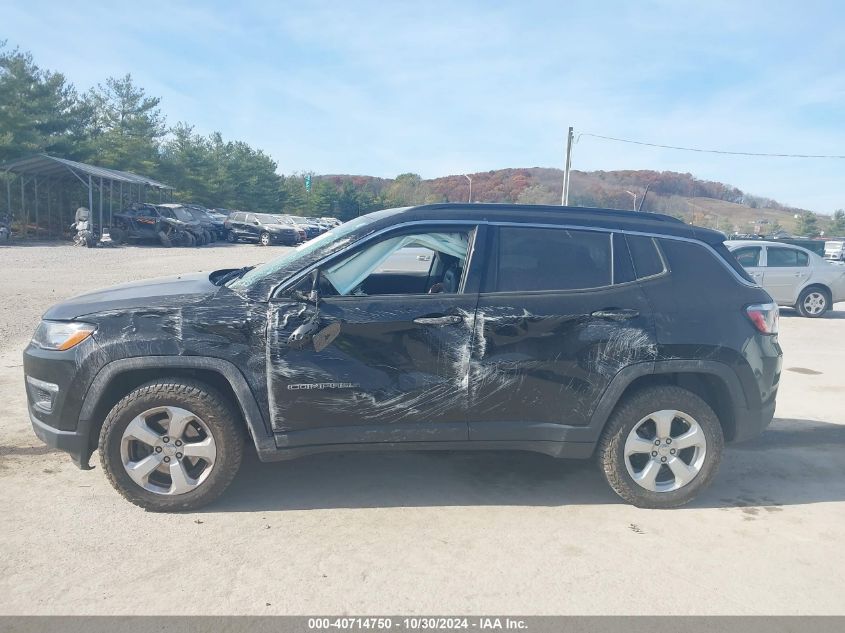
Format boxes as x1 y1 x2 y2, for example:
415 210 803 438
591 308 640 321
413 315 464 326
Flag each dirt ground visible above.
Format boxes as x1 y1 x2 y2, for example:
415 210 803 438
0 242 843 615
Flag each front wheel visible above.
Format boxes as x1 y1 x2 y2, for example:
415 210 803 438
259 231 271 246
597 385 724 508
99 379 244 512
227 230 238 243
797 286 829 317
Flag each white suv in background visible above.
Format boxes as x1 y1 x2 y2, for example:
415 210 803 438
728 240 845 317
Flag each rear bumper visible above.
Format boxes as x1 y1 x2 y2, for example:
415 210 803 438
732 397 777 443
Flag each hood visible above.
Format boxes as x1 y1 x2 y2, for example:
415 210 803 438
43 272 219 320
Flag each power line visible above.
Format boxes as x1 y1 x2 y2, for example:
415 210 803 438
577 132 845 159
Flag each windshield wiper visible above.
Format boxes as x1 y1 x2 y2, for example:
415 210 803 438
215 266 255 286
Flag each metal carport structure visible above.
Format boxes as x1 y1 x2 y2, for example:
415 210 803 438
1 154 173 239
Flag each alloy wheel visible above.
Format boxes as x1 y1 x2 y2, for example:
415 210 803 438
803 291 827 315
624 409 707 493
120 406 217 495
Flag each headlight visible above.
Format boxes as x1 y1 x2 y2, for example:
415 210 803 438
32 321 96 351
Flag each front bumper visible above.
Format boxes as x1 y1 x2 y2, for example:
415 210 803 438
24 338 102 469
30 410 93 469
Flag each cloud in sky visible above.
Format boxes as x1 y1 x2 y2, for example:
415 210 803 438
4 0 845 211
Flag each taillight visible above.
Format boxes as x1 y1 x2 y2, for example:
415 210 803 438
746 302 779 334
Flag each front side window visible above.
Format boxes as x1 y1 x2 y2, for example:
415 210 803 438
733 246 762 268
321 231 470 296
494 227 611 292
766 247 809 267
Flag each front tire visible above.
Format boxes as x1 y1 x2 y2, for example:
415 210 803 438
796 286 829 318
597 385 724 508
259 231 271 246
99 379 244 512
227 230 238 243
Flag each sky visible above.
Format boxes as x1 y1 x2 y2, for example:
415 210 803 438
4 0 845 212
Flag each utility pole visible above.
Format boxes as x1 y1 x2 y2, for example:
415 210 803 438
624 190 637 210
562 126 574 206
464 174 473 203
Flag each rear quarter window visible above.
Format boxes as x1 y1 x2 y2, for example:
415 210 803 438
626 235 666 279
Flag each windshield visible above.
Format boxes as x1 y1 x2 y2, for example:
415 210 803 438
171 207 194 222
230 209 403 290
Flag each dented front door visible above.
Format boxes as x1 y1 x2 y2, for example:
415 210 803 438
267 294 479 443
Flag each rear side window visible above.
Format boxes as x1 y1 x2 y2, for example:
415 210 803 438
712 242 755 283
626 235 666 279
767 247 809 267
494 227 611 292
732 246 761 267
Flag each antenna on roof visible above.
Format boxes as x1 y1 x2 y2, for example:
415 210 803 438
637 182 652 212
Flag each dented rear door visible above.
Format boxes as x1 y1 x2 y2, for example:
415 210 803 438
468 226 656 442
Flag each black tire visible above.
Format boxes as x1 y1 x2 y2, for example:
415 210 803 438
259 231 271 246
597 385 724 509
158 230 172 248
98 379 244 512
796 285 830 318
227 230 238 243
109 227 125 245
185 233 196 247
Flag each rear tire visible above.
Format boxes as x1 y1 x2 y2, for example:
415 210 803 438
99 379 244 512
796 286 830 318
597 385 724 508
110 227 125 245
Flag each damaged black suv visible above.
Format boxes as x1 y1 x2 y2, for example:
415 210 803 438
24 204 782 511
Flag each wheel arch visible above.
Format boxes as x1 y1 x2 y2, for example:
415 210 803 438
590 361 746 443
78 356 275 467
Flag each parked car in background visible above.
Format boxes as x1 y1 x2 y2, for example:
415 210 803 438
225 212 300 245
320 217 341 228
25 203 781 511
728 240 845 317
157 204 209 245
110 204 195 247
824 240 845 262
288 216 322 240
182 204 226 241
273 215 307 242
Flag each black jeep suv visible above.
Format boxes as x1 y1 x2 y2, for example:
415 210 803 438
24 204 782 511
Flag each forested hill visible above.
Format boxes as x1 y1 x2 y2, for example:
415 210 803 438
2 42 837 235
313 168 817 234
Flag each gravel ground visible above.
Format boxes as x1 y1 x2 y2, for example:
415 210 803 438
0 242 844 615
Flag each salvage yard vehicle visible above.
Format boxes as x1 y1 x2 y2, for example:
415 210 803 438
24 204 782 511
224 212 300 245
110 204 195 248
157 204 208 245
182 204 225 241
727 240 845 317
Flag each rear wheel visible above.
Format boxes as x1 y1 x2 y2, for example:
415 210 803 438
109 227 125 245
99 379 243 512
597 385 724 508
797 286 829 317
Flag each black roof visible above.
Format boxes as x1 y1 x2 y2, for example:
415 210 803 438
383 203 726 245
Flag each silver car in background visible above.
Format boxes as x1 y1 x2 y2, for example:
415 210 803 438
728 240 845 317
